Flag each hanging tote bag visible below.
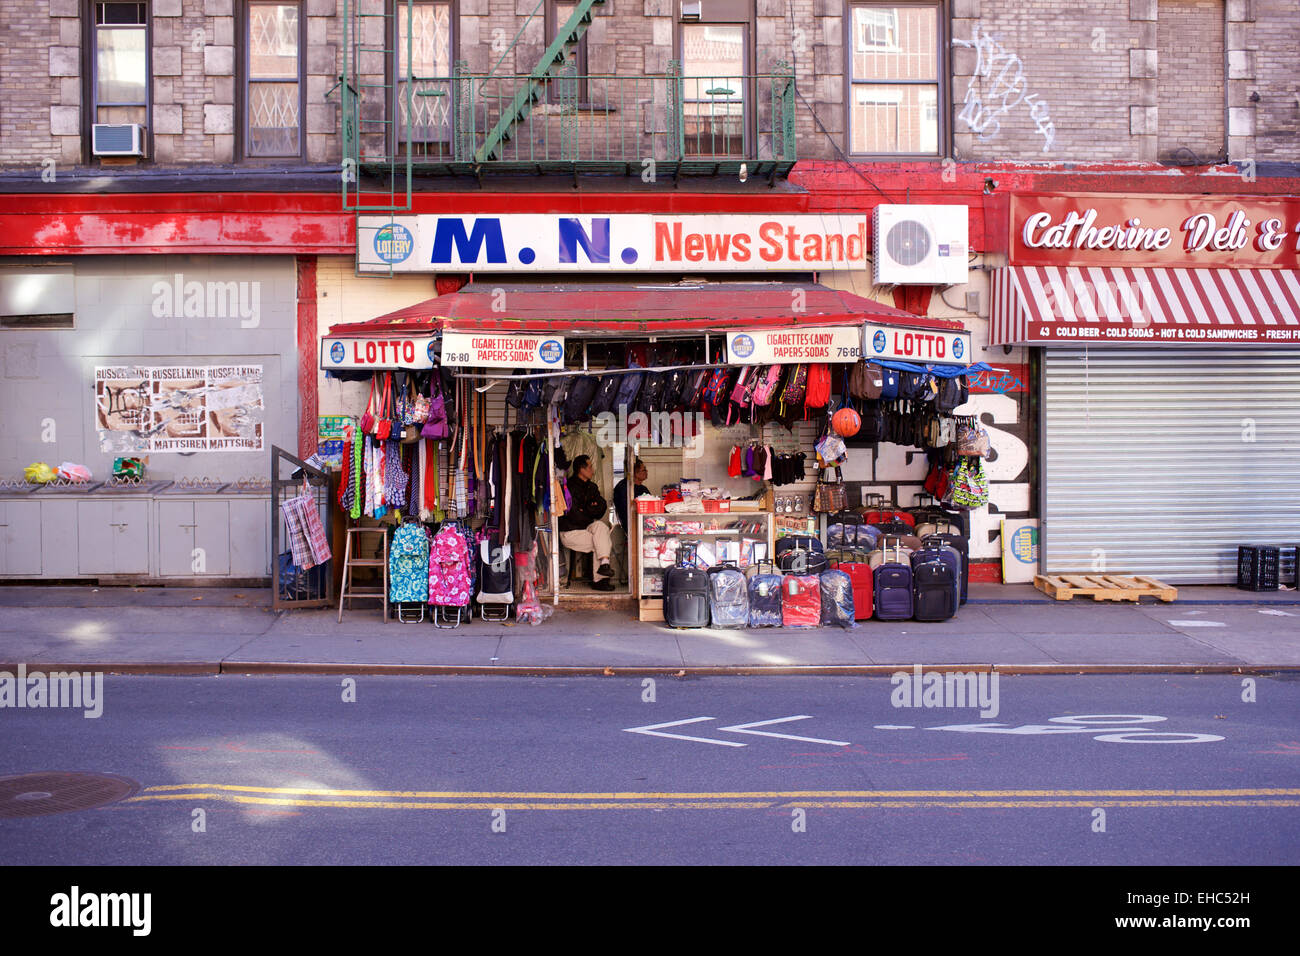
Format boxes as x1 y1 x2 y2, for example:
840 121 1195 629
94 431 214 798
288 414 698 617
374 373 393 441
359 375 379 436
813 465 849 513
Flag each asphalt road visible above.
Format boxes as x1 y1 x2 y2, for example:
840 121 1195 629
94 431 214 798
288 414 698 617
1 674 1297 866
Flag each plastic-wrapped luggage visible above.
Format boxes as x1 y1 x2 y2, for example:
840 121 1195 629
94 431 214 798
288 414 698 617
832 552 873 621
707 563 750 628
819 569 856 627
782 574 822 627
746 561 784 628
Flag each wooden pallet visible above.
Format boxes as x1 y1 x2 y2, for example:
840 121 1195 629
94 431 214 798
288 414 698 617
1034 573 1178 603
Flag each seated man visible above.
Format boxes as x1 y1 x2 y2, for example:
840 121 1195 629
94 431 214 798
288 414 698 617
610 458 650 585
559 455 615 591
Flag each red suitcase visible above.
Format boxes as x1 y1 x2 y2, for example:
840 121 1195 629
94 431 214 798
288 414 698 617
781 574 821 627
832 553 873 620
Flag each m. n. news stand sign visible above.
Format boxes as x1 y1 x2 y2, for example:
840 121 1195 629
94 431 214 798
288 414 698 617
357 214 870 273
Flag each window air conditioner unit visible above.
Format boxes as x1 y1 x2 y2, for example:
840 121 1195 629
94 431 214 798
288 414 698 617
681 1 702 19
92 124 146 157
872 204 969 285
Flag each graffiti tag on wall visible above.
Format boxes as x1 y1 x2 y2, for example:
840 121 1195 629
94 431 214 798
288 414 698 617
952 26 1055 153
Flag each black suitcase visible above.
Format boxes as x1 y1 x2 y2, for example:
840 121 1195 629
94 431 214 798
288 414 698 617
777 548 829 575
775 535 823 558
912 558 958 622
663 545 710 628
923 532 970 604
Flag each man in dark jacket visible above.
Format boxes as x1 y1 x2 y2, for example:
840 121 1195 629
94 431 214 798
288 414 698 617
559 455 614 591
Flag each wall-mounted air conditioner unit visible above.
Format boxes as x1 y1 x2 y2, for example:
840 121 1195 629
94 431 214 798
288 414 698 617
872 204 969 285
681 1 702 20
92 124 146 157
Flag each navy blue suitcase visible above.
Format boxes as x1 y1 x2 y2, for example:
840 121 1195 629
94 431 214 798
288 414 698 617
874 547 913 621
746 561 784 628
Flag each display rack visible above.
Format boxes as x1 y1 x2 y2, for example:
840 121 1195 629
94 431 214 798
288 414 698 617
636 510 774 622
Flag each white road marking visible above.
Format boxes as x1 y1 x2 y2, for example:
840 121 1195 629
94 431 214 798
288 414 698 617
717 715 852 747
1259 609 1294 617
874 724 915 730
622 717 747 747
1167 620 1226 627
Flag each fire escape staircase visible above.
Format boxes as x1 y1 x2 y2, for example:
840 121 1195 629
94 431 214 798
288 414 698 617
473 0 606 164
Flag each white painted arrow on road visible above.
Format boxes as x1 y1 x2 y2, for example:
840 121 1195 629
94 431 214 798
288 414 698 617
622 717 748 747
716 715 853 746
622 715 849 747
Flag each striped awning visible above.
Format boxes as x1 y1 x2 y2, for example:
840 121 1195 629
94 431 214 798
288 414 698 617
990 266 1300 346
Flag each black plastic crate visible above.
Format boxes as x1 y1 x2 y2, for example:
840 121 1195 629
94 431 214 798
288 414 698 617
1237 545 1280 591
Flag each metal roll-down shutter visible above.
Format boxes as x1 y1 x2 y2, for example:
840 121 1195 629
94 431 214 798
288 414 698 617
1042 347 1300 584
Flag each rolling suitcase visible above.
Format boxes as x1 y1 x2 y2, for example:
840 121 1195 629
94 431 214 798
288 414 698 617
662 545 710 628
832 551 873 621
746 560 784 628
874 545 914 621
912 553 958 622
707 562 750 629
777 547 829 575
819 568 856 627
781 574 822 628
775 535 823 559
923 532 970 604
917 540 962 610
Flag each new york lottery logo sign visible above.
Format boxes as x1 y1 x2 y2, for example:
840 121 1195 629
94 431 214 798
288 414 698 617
357 215 870 273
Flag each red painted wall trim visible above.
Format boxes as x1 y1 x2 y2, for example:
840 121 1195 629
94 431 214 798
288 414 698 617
969 562 1003 584
2 163 1294 257
296 256 318 459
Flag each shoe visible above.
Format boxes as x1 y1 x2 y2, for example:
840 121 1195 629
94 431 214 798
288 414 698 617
597 563 613 578
591 579 615 592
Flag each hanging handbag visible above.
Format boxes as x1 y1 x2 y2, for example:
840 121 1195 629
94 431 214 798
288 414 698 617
359 375 378 436
374 373 393 441
956 421 991 457
405 372 432 424
813 465 848 513
421 378 451 440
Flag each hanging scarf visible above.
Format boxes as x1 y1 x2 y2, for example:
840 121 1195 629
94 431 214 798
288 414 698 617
350 431 363 520
384 438 408 509
338 432 352 510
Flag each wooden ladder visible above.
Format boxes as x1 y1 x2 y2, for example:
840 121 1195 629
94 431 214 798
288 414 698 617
338 525 390 623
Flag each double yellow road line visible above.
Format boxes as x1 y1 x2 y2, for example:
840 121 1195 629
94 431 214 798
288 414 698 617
128 784 1300 811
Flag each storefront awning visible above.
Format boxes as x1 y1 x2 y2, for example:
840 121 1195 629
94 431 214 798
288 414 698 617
990 266 1300 346
323 282 968 370
327 282 963 338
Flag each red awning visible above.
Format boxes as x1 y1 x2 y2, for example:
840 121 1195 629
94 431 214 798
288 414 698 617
990 266 1300 345
326 281 965 338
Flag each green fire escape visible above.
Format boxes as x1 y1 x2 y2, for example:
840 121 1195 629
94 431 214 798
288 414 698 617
336 0 796 212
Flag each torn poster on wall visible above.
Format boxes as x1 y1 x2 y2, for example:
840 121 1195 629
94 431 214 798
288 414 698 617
95 365 264 454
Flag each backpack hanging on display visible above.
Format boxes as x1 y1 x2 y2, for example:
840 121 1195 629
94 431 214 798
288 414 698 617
936 374 969 414
879 367 901 401
850 361 884 400
637 371 667 415
589 374 622 416
805 363 832 410
750 365 784 407
562 374 600 424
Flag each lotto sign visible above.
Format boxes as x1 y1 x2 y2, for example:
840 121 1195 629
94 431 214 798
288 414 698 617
440 331 566 369
862 323 971 365
321 336 437 369
726 326 863 364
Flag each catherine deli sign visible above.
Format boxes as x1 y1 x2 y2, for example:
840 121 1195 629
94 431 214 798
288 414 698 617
358 214 870 273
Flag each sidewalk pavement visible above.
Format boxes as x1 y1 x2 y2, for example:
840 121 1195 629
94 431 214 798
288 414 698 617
1 583 1299 675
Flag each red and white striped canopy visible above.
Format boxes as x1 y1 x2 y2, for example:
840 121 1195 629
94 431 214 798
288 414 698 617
990 266 1300 345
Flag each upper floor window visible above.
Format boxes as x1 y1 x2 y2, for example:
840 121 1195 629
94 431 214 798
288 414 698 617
245 1 304 158
90 0 150 151
848 3 942 156
681 24 747 157
395 1 453 156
